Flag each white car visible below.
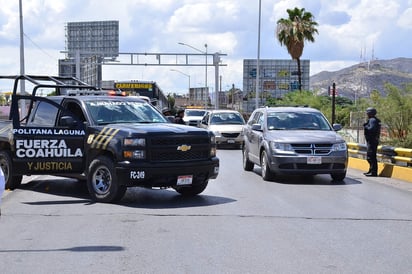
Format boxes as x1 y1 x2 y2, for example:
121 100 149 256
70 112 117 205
200 109 246 148
183 109 208 127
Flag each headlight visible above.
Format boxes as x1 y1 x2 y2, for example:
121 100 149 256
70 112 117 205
124 138 146 146
210 135 216 144
332 142 347 151
270 142 293 152
123 150 146 159
210 134 216 157
213 131 221 137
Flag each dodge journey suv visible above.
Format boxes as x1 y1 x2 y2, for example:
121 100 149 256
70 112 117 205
242 106 348 181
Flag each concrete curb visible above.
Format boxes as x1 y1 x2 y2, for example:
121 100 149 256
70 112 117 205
348 157 412 183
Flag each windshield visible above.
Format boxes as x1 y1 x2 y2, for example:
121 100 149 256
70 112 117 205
86 100 167 125
185 110 207 117
267 111 332 130
210 112 245 125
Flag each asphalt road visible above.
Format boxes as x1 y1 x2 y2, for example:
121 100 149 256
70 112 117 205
1 149 412 274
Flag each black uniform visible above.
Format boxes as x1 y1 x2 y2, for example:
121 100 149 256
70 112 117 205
363 108 381 176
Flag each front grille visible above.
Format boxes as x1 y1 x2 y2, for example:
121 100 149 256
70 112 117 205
292 143 333 155
279 163 345 170
222 133 239 138
148 135 211 162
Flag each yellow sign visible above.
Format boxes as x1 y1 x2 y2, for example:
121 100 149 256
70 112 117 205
115 83 152 89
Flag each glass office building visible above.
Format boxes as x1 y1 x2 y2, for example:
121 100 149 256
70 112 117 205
243 59 310 112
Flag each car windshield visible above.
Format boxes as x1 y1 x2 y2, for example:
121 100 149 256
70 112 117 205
86 100 167 125
267 111 332 130
210 112 245 125
185 110 207 117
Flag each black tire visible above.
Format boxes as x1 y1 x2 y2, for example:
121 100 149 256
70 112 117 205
0 151 22 190
261 150 275 181
242 147 254 171
87 156 126 203
331 172 346 182
173 180 208 196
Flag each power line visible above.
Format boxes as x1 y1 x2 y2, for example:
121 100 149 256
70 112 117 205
23 33 56 60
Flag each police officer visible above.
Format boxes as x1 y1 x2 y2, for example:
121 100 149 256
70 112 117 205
175 109 185 124
363 107 381 177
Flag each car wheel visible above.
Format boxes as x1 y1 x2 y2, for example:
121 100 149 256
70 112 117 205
0 151 22 190
331 172 346 182
261 150 275 181
242 147 254 171
87 156 127 203
173 180 208 196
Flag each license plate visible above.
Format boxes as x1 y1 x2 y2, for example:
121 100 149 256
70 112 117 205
177 175 193 185
307 156 322 164
227 139 235 143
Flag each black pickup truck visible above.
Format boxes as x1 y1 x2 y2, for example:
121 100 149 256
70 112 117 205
0 75 219 203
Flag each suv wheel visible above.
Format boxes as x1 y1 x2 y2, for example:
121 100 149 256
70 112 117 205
87 156 127 203
242 147 254 171
331 172 346 182
261 150 275 181
0 151 22 190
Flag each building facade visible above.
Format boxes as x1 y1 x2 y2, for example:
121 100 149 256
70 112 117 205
243 59 310 112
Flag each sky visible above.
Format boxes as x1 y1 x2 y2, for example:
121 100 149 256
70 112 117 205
0 0 411 94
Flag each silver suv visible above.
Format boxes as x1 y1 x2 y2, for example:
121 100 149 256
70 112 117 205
242 106 348 181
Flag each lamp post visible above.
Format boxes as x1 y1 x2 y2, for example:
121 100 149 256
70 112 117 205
256 0 262 110
170 69 191 95
178 42 208 108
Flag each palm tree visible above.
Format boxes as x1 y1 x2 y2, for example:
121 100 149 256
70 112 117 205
276 7 318 91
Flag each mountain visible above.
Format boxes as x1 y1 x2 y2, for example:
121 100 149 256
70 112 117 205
310 57 412 100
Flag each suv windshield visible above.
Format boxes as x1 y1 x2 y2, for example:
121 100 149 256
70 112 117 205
86 100 167 125
267 111 332 130
185 110 207 117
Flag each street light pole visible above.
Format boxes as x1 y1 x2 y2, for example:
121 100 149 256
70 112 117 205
256 0 262 110
170 69 191 95
178 42 208 109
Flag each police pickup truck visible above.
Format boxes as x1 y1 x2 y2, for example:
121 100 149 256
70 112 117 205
0 75 219 203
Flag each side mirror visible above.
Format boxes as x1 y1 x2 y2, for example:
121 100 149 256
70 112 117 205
332 123 342 131
251 123 262 131
60 116 78 127
166 116 175 123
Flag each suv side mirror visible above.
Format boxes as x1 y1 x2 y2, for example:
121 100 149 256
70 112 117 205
251 123 263 131
60 116 78 127
332 124 342 131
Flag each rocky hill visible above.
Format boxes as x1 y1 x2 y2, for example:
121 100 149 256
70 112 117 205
310 57 412 100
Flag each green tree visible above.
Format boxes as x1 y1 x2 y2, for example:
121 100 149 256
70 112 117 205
377 83 412 147
276 7 318 91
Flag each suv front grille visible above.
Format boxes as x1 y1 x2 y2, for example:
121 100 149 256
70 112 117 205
222 133 239 138
149 135 211 162
292 143 333 155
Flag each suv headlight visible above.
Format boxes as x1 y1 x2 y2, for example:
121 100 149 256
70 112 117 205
210 134 217 157
270 142 293 152
123 138 146 159
332 142 347 151
124 138 146 146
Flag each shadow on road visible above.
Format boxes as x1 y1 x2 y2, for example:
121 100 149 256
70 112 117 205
252 167 362 186
18 176 236 208
0 245 124 253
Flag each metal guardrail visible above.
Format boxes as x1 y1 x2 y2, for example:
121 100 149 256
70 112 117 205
347 142 412 167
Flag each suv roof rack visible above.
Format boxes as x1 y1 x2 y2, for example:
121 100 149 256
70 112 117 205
0 75 98 97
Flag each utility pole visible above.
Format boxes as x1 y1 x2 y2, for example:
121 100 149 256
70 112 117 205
19 0 26 118
332 82 336 124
